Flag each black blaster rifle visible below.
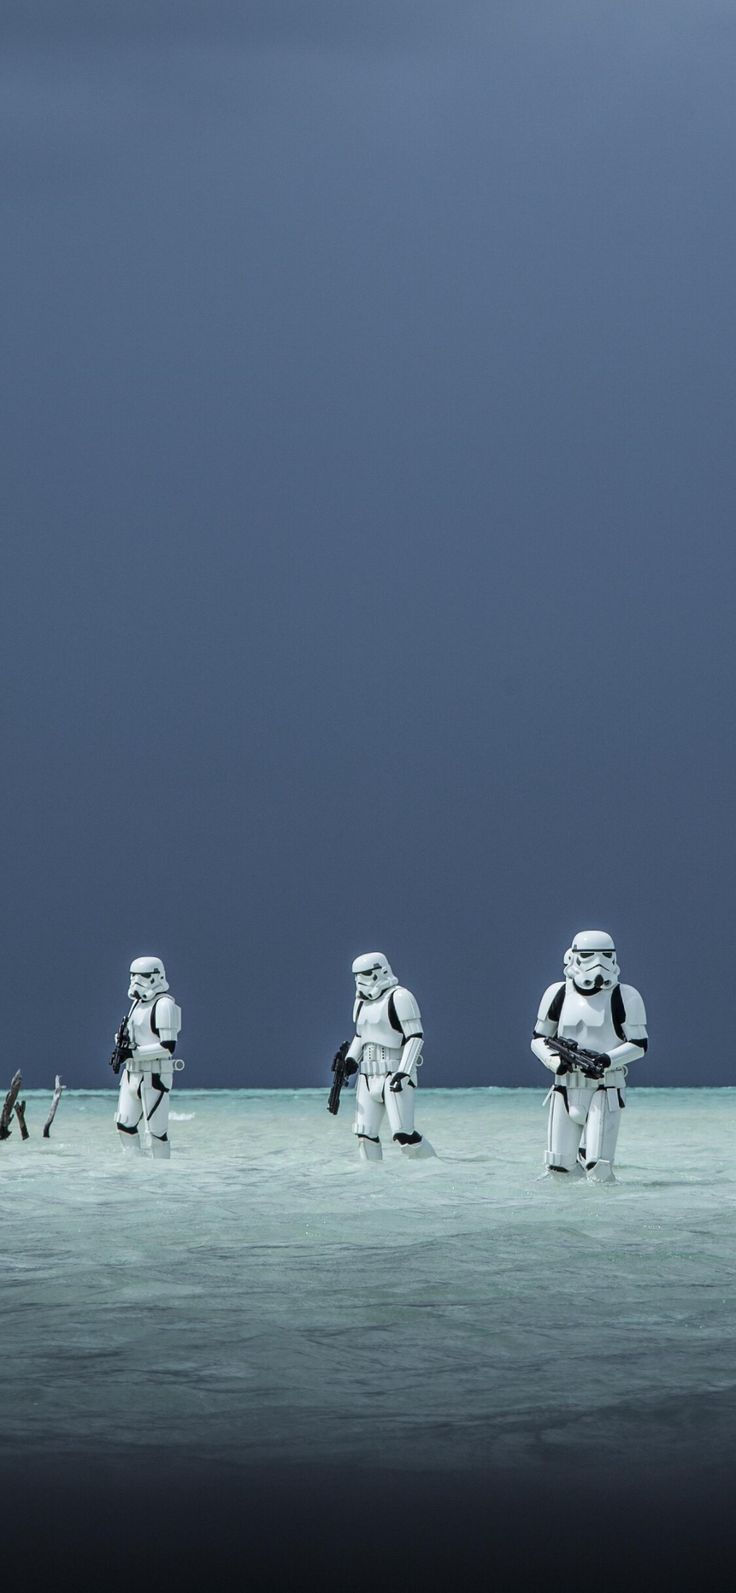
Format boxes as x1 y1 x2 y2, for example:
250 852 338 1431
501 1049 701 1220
545 1036 609 1081
110 1014 132 1076
327 1040 357 1116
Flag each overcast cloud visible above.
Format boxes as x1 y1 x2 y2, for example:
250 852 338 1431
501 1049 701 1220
2 2 735 1086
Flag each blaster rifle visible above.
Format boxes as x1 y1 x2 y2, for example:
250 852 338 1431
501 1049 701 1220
327 1040 355 1116
545 1036 609 1080
110 1014 132 1076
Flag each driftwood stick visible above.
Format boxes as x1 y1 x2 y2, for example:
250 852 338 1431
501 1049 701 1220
14 1099 29 1140
43 1075 65 1139
0 1071 23 1141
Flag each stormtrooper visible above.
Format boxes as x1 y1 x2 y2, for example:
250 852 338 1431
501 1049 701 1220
113 957 182 1159
343 953 435 1161
531 931 648 1183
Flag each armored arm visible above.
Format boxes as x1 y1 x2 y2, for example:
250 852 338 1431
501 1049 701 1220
388 987 424 1089
154 995 181 1044
606 985 648 1068
531 983 566 1073
153 994 182 1055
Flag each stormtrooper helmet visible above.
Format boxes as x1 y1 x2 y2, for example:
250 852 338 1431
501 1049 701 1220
352 952 398 1002
564 930 620 994
128 956 169 1002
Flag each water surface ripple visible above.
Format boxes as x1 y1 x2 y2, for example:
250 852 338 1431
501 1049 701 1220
2 1088 735 1475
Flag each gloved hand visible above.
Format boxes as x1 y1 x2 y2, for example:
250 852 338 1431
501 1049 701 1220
596 1053 611 1071
344 1058 359 1078
118 1041 133 1064
389 1072 410 1093
554 1059 570 1076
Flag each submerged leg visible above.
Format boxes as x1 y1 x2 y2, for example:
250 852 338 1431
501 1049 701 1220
358 1134 383 1162
354 1075 384 1161
583 1089 623 1183
141 1073 172 1160
385 1078 436 1158
115 1070 143 1153
116 1122 142 1154
543 1087 584 1177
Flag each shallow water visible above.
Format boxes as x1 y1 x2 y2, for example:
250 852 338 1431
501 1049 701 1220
2 1088 736 1476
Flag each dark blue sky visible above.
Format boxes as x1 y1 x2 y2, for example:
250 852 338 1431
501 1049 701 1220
3 2 735 1086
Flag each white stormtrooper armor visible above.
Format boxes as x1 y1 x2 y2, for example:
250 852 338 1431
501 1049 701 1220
531 931 647 1183
114 957 182 1159
346 953 435 1161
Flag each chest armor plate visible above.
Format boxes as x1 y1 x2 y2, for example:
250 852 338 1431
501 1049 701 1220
557 986 620 1054
129 1001 159 1050
356 992 403 1050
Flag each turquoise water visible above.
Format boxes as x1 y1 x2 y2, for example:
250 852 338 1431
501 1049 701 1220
2 1088 736 1475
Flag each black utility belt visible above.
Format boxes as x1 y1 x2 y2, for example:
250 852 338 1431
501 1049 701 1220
554 1083 625 1108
